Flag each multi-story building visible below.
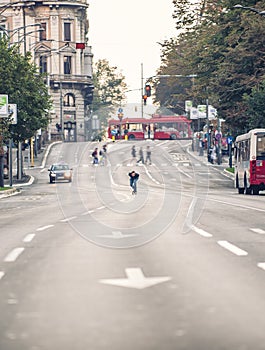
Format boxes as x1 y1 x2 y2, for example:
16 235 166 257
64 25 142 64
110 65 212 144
0 0 94 142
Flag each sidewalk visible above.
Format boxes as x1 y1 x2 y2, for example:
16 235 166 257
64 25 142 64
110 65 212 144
187 144 234 180
1 142 60 198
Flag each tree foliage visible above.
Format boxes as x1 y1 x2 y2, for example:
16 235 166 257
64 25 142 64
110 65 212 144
243 80 265 129
156 0 265 135
0 38 52 143
91 59 127 126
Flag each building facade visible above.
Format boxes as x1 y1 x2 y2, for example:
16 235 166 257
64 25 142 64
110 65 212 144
0 0 94 142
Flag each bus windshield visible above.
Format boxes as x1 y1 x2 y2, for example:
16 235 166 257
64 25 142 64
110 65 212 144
257 133 265 160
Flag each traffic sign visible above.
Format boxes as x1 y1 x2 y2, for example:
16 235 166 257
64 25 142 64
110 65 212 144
118 107 123 113
215 133 222 140
227 136 233 145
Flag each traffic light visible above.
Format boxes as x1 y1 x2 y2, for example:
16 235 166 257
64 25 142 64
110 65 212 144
143 95 147 106
145 84 151 97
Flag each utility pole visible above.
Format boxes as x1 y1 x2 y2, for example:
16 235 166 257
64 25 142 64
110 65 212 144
141 63 144 118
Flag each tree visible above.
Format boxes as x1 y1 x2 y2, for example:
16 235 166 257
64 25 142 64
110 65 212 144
0 38 52 143
243 80 265 129
156 0 265 134
0 38 52 185
91 59 127 128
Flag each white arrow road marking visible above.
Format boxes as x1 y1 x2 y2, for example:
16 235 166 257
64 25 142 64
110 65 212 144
0 271 5 280
250 228 265 235
4 248 25 262
217 241 248 256
100 231 139 239
99 268 172 290
36 225 54 231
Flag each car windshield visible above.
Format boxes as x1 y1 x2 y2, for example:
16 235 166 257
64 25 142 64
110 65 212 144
53 165 69 171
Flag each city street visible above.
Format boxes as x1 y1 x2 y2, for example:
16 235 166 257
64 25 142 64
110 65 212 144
0 140 265 350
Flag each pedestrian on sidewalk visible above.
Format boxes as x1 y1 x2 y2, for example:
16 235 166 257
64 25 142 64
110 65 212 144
128 170 139 195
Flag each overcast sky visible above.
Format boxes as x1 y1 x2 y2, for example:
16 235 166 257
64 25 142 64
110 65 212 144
88 0 176 104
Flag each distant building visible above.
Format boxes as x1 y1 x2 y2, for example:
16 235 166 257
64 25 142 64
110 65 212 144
0 0 94 142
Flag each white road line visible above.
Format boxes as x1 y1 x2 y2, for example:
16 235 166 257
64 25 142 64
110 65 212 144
4 248 25 262
81 210 95 215
23 234 35 243
217 240 248 256
97 206 105 210
0 271 5 280
191 225 212 238
250 228 265 235
60 216 77 222
257 263 265 271
36 225 54 231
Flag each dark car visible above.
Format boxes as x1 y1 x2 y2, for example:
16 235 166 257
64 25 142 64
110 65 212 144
48 163 72 183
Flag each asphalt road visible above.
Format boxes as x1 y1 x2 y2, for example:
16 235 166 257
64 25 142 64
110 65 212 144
0 140 265 350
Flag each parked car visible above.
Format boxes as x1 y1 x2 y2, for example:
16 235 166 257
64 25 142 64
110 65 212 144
48 163 72 183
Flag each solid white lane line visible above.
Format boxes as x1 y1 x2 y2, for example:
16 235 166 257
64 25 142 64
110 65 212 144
250 228 265 235
60 216 77 222
191 225 212 238
23 234 36 243
4 248 25 262
257 263 265 271
36 225 54 231
217 241 248 256
0 271 5 280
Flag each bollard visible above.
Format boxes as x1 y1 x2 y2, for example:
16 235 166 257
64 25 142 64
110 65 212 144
125 135 128 141
112 135 115 142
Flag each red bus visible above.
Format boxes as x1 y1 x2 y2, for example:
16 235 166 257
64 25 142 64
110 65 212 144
234 129 265 195
108 115 192 140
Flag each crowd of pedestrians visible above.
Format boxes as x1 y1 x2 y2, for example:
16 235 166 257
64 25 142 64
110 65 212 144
91 144 107 166
131 145 152 165
90 143 152 196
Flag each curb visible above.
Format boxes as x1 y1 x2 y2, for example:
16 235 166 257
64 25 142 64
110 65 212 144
223 169 234 180
0 188 20 199
0 141 60 199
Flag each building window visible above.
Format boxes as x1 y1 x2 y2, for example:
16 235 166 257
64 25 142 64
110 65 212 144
39 56 47 73
64 93 75 107
64 22 71 42
64 56 71 74
39 23 47 41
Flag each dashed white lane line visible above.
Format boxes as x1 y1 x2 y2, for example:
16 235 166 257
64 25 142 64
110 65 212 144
4 248 25 262
0 271 5 280
36 225 54 231
257 263 265 271
81 210 95 215
97 206 105 210
217 241 248 256
60 216 77 222
250 228 265 235
191 225 213 238
23 234 36 243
